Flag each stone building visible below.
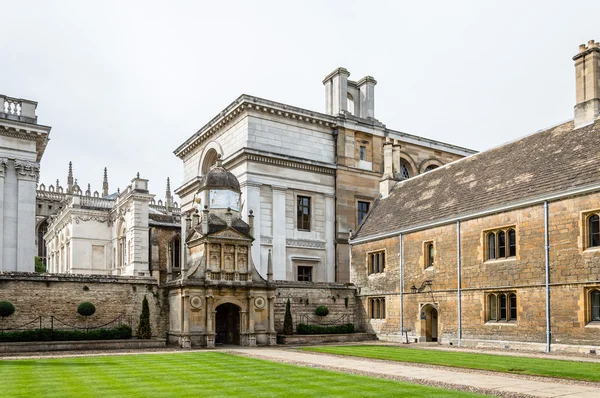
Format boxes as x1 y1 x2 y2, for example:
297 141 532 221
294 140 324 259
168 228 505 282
174 68 475 284
0 95 50 272
167 157 276 347
350 40 600 353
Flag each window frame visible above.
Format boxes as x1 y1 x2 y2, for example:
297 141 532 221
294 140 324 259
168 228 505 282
367 250 386 275
587 288 600 324
486 292 518 323
424 241 435 269
359 145 367 161
357 200 371 227
296 195 311 232
297 265 313 282
588 214 600 249
484 226 517 261
369 297 386 319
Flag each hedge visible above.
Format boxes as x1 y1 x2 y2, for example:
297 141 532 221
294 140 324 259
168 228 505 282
0 325 132 342
314 305 329 317
296 323 354 335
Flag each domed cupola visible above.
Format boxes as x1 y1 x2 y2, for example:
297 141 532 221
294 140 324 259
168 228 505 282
196 155 241 212
200 155 240 194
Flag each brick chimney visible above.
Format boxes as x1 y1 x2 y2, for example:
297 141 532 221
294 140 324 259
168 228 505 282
574 39 600 129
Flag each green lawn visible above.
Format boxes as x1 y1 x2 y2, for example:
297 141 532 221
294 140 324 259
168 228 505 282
0 352 485 397
301 345 600 382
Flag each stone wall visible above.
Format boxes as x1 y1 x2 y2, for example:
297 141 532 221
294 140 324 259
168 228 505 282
0 272 168 338
273 282 357 333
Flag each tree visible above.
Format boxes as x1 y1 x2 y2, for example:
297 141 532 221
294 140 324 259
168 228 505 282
137 295 151 339
34 257 46 273
283 298 293 335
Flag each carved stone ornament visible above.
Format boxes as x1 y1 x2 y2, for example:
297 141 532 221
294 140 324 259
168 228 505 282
13 159 40 181
190 296 203 309
0 158 7 178
74 215 111 224
254 296 266 309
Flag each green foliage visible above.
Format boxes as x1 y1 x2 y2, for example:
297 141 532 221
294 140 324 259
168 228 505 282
34 257 46 273
0 325 132 342
137 295 151 339
296 323 354 335
283 298 293 335
314 305 329 317
0 301 16 317
77 302 96 317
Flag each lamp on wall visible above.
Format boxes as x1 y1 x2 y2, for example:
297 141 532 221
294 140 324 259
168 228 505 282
410 280 432 294
410 285 418 294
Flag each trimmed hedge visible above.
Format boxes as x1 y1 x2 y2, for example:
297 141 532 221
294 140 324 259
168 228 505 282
77 302 96 317
0 325 132 342
296 323 354 335
0 301 15 318
314 305 329 317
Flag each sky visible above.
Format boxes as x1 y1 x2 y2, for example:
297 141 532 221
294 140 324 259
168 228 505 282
2 0 599 201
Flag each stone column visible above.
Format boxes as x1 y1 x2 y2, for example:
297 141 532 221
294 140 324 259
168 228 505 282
271 186 287 280
325 194 335 282
181 289 191 348
205 293 215 348
242 182 262 275
14 160 39 272
268 295 277 345
0 158 6 271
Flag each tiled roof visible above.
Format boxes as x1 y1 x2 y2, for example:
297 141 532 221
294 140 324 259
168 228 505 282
354 119 600 240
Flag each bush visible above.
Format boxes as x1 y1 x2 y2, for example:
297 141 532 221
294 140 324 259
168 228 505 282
0 301 15 317
137 295 151 339
314 305 329 317
35 256 46 273
77 302 96 317
283 298 293 335
296 323 354 335
0 325 132 342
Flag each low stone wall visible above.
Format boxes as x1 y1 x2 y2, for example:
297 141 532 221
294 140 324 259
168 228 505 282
277 333 377 345
273 282 358 333
0 272 168 338
0 339 167 354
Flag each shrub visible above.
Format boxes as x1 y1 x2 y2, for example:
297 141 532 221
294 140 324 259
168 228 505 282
137 295 151 339
0 325 132 342
0 301 15 317
35 256 46 273
283 298 293 335
77 302 96 317
296 323 354 335
314 305 329 317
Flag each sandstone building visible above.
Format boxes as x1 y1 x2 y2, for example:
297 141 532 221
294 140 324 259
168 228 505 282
0 95 49 272
174 68 474 284
350 40 600 353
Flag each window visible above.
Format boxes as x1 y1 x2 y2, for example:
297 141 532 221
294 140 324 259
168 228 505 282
591 290 600 322
297 196 311 231
486 227 516 260
424 165 438 172
359 146 367 161
297 266 312 282
425 242 434 268
368 251 385 274
400 160 411 179
369 297 386 319
589 215 600 248
487 292 517 322
347 93 354 115
357 201 370 225
169 235 181 270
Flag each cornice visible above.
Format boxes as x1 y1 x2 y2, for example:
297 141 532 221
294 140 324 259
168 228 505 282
173 95 337 159
225 149 336 176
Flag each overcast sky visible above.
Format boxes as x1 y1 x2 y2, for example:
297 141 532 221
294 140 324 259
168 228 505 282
2 0 599 201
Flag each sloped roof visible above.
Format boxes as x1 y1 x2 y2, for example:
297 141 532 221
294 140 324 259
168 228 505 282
353 119 600 240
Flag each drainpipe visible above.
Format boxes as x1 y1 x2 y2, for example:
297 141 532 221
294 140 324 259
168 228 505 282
332 128 339 282
399 233 404 342
544 201 551 353
457 220 462 347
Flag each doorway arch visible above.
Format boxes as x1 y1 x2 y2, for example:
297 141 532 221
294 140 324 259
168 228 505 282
215 303 240 345
419 304 439 342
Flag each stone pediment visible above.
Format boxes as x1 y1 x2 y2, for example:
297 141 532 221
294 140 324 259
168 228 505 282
211 228 251 241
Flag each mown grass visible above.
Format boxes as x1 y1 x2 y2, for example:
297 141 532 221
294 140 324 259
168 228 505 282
0 352 486 397
301 345 600 382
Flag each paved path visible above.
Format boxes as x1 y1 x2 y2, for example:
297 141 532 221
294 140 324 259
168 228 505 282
226 348 600 398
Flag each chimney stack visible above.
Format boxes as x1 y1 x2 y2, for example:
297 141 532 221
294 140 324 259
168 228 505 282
357 76 377 119
574 39 600 128
380 138 400 198
323 67 350 115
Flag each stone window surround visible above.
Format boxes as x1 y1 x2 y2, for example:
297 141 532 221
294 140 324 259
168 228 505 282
483 225 518 263
369 297 386 319
584 286 600 326
168 234 181 271
581 210 600 252
485 291 518 325
423 240 435 269
292 257 319 282
367 249 386 275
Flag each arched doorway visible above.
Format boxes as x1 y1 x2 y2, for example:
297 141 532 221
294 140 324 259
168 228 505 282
215 303 240 345
419 304 439 342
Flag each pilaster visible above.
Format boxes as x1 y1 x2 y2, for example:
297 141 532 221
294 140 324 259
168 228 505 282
0 158 6 271
241 181 262 275
271 185 287 280
325 194 335 282
14 159 39 272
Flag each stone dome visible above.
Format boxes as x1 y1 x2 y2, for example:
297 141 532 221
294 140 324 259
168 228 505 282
200 156 240 193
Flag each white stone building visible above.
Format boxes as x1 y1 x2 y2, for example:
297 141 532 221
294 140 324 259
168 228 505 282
174 68 475 283
0 95 50 272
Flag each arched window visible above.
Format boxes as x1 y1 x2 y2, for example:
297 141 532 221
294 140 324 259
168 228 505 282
169 235 181 270
400 160 411 179
508 229 516 257
509 293 517 320
201 148 219 176
488 232 496 260
589 215 600 247
425 242 434 268
591 290 600 322
489 295 497 321
498 231 506 258
347 93 354 116
424 165 438 172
